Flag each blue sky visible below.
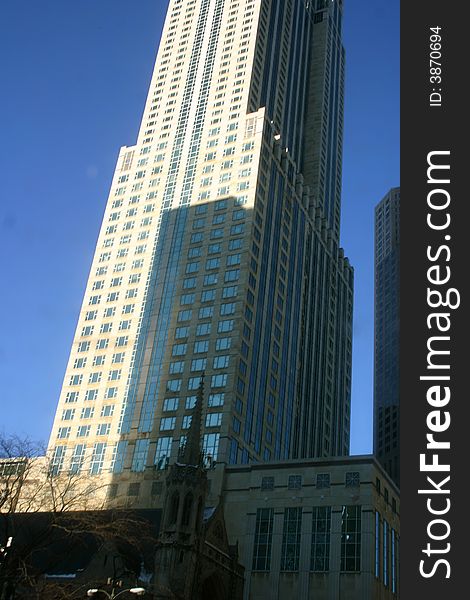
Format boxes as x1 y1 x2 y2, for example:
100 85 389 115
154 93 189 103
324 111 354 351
0 0 399 455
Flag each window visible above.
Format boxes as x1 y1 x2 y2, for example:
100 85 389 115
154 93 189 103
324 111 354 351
112 441 128 473
132 439 150 472
69 374 83 386
178 310 192 322
163 397 179 412
155 437 172 469
61 409 75 421
211 374 227 388
108 369 121 381
316 473 330 489
115 336 128 347
169 361 185 374
77 425 91 438
70 444 86 475
224 269 240 282
229 238 243 251
311 506 331 572
104 387 117 399
101 405 115 417
205 413 222 427
202 433 219 463
203 273 218 286
341 506 361 572
201 290 216 303
218 319 234 333
186 262 199 274
50 446 66 476
210 228 224 239
375 512 380 579
206 258 220 270
89 443 106 475
92 355 105 367
222 285 238 298
180 293 195 305
213 355 229 369
220 302 235 316
95 340 108 352
191 358 207 372
96 423 111 436
196 323 211 336
345 472 360 487
208 393 224 407
226 254 241 267
188 376 203 390
81 407 94 419
212 214 225 225
175 327 189 340
151 481 163 496
65 391 79 403
172 343 187 356
160 417 176 431
57 427 71 439
261 476 274 491
194 340 209 354
208 243 222 255
288 475 302 490
391 528 398 593
252 508 274 571
281 508 302 571
383 519 389 586
166 379 181 392
182 415 192 430
185 396 197 410
183 277 196 289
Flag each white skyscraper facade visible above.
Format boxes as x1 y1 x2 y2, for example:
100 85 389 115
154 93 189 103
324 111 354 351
48 0 353 496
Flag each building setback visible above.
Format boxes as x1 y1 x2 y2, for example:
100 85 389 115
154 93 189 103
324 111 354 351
374 188 400 486
48 0 353 489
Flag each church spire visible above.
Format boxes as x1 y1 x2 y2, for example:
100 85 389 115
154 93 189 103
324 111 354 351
179 374 204 467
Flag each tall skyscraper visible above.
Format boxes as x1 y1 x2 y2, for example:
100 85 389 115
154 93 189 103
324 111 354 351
374 187 400 486
48 0 353 488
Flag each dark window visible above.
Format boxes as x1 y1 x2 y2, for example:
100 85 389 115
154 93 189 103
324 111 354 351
311 506 331 572
345 472 360 487
288 475 302 490
128 482 140 497
261 476 274 490
151 481 163 496
252 508 274 571
316 473 330 489
281 507 302 571
341 505 361 572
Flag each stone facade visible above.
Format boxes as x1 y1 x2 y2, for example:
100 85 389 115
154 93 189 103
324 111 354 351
222 456 400 599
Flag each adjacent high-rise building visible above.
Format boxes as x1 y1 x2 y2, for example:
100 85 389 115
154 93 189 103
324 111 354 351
48 0 353 490
374 187 400 486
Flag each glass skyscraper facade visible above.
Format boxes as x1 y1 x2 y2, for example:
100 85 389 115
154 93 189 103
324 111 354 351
48 0 353 488
374 187 400 486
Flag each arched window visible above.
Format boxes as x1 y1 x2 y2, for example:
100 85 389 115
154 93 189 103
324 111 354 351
182 492 193 527
168 491 179 525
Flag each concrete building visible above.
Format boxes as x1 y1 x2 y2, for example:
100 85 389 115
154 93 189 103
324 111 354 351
373 188 400 487
223 456 400 599
48 0 353 489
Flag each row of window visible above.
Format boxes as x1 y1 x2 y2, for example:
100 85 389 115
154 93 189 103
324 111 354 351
252 505 362 573
52 431 220 477
260 472 360 490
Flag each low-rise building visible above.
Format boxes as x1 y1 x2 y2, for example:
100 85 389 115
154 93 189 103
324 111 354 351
222 456 399 600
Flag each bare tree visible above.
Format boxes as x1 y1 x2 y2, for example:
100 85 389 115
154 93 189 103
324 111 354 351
0 434 156 600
